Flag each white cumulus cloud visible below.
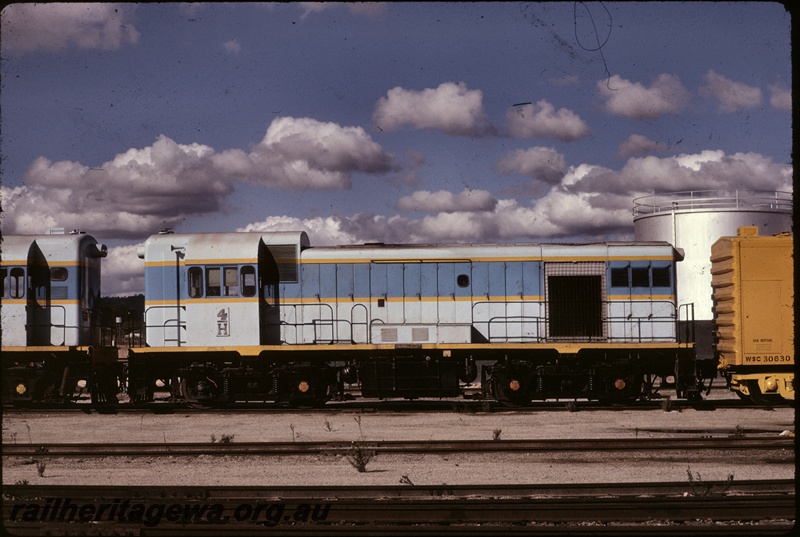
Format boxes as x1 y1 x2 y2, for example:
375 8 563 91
617 134 672 158
504 100 590 141
2 135 232 237
299 2 387 20
2 117 398 238
372 82 493 136
768 82 792 111
598 74 690 120
396 189 497 213
1 3 140 54
700 70 762 112
215 116 397 189
222 39 242 54
102 243 146 296
495 147 567 184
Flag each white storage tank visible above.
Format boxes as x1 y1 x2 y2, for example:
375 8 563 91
633 190 792 358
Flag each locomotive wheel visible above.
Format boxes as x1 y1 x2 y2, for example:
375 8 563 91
491 375 531 407
744 381 784 406
599 374 644 405
287 380 330 409
179 374 220 407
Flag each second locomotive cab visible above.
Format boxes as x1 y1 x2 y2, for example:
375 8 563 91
1 230 115 403
127 230 703 406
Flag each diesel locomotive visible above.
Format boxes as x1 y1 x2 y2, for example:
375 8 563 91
2 227 729 406
0 230 115 403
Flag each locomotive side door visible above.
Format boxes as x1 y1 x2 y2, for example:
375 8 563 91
26 243 54 346
258 241 281 344
1 265 28 347
436 262 472 327
545 262 606 340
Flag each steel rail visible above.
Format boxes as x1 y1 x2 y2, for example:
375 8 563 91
7 480 792 499
2 396 790 413
3 437 794 457
3 482 794 536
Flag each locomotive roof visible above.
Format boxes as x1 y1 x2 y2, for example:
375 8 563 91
137 232 682 263
1 233 106 264
299 240 682 262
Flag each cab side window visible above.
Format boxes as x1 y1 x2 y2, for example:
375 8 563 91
241 266 256 297
651 266 671 287
205 267 221 297
9 267 25 298
50 267 69 281
223 267 239 296
188 267 203 298
610 267 629 287
631 267 650 288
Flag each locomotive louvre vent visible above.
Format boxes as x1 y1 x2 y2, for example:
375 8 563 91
268 244 299 282
381 328 399 343
51 286 68 299
412 327 429 342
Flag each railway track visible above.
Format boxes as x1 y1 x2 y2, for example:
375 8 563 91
3 481 794 536
3 437 794 458
2 393 788 413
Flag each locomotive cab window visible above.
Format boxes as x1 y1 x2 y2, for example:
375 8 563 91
241 265 256 297
50 267 68 281
206 267 221 296
223 266 239 296
631 267 649 288
610 267 629 287
188 267 203 298
651 266 671 287
9 267 25 298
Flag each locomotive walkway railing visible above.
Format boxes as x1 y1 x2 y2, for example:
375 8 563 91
632 189 792 218
478 299 680 343
276 299 683 345
143 304 186 346
26 304 68 346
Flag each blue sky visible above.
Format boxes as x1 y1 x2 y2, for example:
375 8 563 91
0 2 792 295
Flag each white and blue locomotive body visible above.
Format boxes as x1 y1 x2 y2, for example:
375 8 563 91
139 233 682 348
1 231 106 347
282 242 680 346
132 231 696 405
1 231 109 401
138 231 307 348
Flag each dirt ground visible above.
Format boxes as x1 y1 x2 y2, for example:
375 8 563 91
2 390 794 487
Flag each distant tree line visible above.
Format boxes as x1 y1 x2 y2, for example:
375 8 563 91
96 295 145 345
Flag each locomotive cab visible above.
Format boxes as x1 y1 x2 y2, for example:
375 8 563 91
1 230 108 402
1 231 106 347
